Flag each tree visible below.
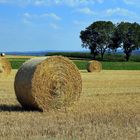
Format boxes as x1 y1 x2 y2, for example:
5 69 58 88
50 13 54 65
113 22 140 61
80 21 115 60
80 30 99 59
109 27 121 52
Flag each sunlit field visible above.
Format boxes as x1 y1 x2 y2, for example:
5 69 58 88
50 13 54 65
9 58 140 70
0 69 140 139
1 0 140 139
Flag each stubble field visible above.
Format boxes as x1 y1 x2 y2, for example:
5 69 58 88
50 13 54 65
0 70 140 139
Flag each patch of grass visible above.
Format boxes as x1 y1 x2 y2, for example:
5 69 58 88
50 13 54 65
73 60 88 70
74 60 140 70
102 61 140 70
9 58 29 69
9 58 140 70
131 54 140 62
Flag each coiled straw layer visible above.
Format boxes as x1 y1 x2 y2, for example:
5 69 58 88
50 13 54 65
0 57 11 77
87 60 102 72
14 56 82 111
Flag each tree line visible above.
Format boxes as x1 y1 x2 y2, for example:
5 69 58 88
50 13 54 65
80 21 140 61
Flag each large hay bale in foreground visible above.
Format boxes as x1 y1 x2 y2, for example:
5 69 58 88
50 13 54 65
0 57 11 77
87 60 102 72
14 56 82 111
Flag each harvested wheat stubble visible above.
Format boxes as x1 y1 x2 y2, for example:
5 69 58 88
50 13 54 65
14 56 82 111
0 57 11 77
87 60 102 72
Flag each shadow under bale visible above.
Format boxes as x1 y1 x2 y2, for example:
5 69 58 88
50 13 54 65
0 104 42 112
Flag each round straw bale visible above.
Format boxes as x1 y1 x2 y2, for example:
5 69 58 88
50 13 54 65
14 56 82 111
87 60 102 72
1 53 5 57
0 57 11 77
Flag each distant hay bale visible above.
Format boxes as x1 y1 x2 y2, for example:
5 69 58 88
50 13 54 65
0 57 11 77
14 56 82 111
0 53 5 57
87 60 102 72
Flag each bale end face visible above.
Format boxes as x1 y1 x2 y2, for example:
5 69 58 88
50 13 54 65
87 60 102 72
14 56 82 111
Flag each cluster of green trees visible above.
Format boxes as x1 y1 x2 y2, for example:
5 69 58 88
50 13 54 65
80 21 140 61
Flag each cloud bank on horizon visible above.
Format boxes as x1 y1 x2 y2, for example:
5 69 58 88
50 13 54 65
0 0 139 51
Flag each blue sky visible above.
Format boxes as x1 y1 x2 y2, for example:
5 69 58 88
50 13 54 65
0 0 140 52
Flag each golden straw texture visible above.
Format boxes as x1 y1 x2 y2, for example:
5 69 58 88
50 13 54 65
87 60 102 72
14 56 82 111
0 57 11 77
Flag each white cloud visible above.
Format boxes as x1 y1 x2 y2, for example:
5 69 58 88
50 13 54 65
0 0 10 3
22 17 32 25
0 0 5 2
77 7 95 15
53 0 94 6
73 20 89 28
23 12 31 18
96 0 104 3
73 20 86 25
0 0 47 6
106 8 139 18
41 13 61 20
49 23 60 29
0 0 104 6
46 0 104 7
23 12 61 21
22 12 61 27
34 0 46 6
123 0 139 5
0 0 15 4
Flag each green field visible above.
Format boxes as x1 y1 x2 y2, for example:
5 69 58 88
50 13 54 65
46 52 140 61
9 58 29 69
9 58 140 70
